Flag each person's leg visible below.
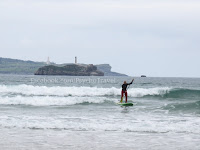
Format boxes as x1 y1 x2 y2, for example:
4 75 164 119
125 91 128 103
120 91 124 103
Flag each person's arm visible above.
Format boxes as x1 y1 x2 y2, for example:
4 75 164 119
127 79 134 85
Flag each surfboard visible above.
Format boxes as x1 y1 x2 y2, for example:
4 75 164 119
117 102 133 106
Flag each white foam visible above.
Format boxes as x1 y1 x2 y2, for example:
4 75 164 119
128 87 171 97
0 113 199 134
0 84 171 97
0 96 114 106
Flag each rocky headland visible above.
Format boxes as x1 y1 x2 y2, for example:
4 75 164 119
34 64 104 76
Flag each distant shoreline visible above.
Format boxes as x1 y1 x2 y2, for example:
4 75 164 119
0 57 127 76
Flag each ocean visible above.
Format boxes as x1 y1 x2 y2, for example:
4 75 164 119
0 74 199 150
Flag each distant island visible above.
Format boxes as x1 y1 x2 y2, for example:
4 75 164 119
141 75 147 77
0 57 128 76
35 64 104 76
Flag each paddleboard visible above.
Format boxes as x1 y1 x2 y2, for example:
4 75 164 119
117 102 133 106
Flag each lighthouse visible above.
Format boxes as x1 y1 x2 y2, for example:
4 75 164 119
75 56 77 64
46 57 50 65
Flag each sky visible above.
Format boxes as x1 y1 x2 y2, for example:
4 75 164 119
0 0 200 77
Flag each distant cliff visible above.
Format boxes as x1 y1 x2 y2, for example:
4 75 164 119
0 57 127 76
0 57 45 74
35 64 104 76
96 64 127 76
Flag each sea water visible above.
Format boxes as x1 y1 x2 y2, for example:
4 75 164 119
0 74 199 150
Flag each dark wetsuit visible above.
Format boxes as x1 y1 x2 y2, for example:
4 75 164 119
122 82 133 92
121 81 133 103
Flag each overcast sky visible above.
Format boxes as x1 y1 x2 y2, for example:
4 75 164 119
0 0 200 77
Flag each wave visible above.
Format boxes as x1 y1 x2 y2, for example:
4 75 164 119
0 85 200 100
0 84 171 97
162 88 200 99
0 114 199 134
0 96 114 106
162 101 200 113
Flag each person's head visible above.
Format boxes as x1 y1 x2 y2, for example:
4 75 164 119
124 81 127 84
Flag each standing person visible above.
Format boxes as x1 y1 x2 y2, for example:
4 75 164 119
120 79 134 103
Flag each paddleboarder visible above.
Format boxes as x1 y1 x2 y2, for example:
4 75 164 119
120 79 134 103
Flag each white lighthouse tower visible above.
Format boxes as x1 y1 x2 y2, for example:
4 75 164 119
75 56 77 64
46 57 50 65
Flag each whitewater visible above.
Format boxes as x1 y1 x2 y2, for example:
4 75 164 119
0 74 200 150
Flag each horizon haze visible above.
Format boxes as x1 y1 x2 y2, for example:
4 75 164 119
0 0 200 77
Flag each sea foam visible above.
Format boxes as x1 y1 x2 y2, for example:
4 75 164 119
0 84 171 97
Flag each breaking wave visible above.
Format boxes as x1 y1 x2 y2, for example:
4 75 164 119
0 85 200 106
0 84 171 97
